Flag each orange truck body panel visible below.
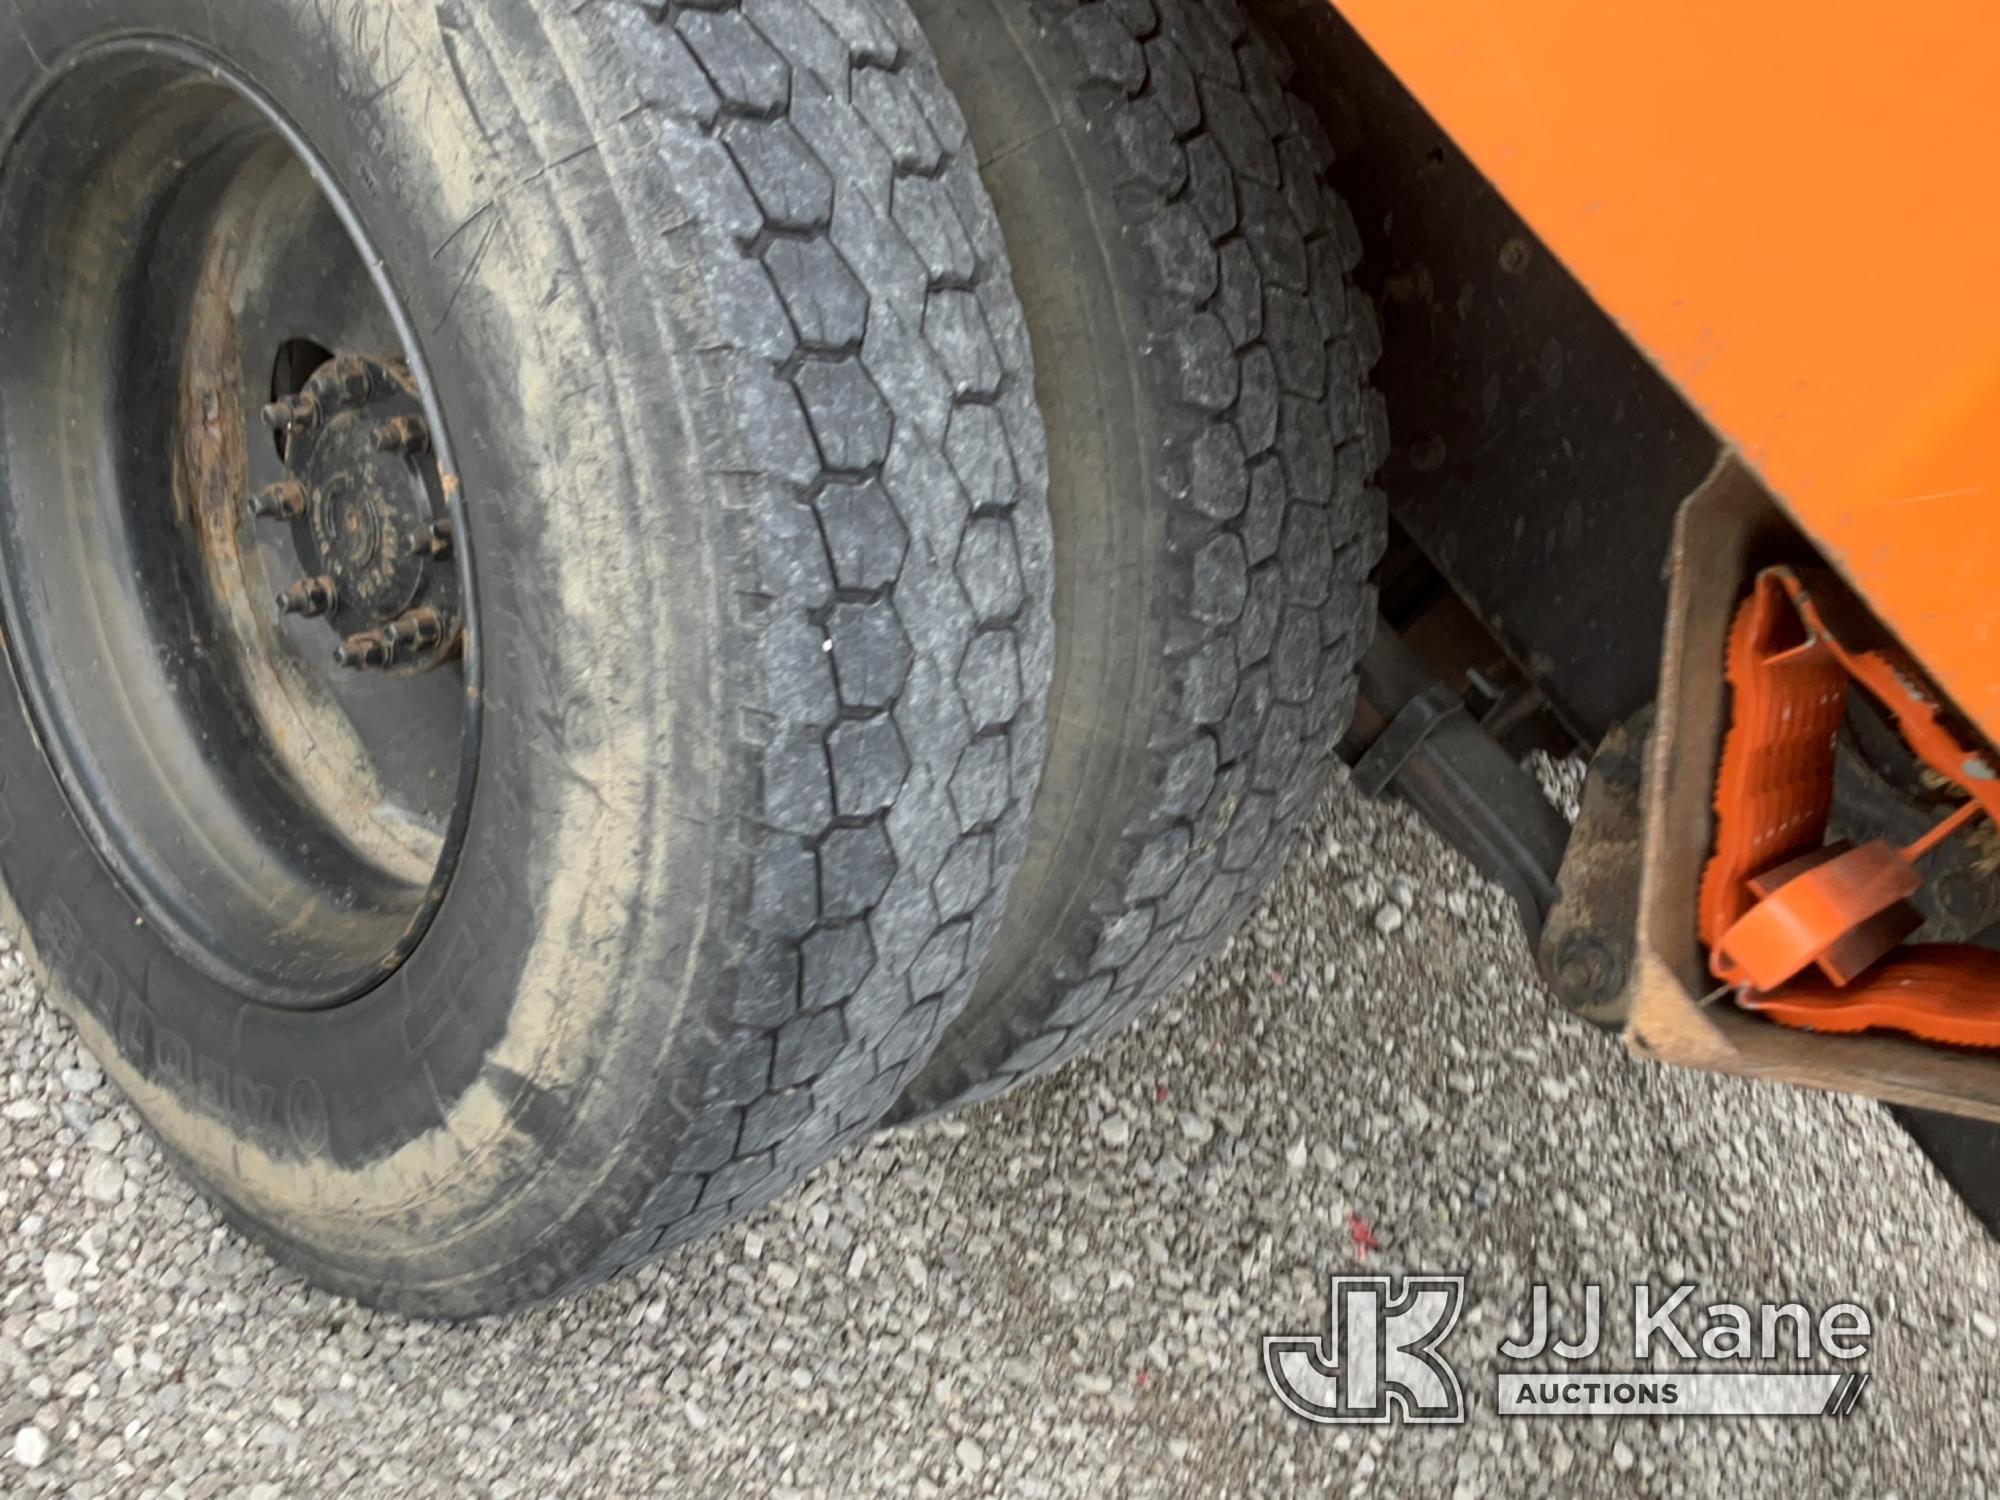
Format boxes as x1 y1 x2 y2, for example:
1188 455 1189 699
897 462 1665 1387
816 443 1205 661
1336 0 2000 744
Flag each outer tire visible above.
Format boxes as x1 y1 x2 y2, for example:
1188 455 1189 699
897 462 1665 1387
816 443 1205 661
0 0 1049 1313
889 0 1385 1120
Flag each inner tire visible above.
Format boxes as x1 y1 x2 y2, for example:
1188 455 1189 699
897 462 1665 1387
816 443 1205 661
0 0 1050 1314
889 0 1386 1120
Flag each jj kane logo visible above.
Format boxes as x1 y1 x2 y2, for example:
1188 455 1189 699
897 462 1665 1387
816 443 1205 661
1263 1276 1467 1424
1265 1277 1872 1424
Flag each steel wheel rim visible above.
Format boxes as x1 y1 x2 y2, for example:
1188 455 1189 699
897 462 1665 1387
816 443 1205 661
0 39 484 1010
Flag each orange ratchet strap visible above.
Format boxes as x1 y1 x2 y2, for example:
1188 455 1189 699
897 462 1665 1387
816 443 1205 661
1699 567 2000 1047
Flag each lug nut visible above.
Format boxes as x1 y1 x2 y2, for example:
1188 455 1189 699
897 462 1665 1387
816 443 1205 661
260 393 319 434
410 519 454 560
334 630 395 670
382 607 445 652
275 576 339 619
249 479 308 522
372 416 430 456
337 361 373 404
305 372 342 411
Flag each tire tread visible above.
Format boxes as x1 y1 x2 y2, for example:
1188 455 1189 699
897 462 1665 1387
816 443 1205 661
570 0 1053 1285
891 0 1383 1119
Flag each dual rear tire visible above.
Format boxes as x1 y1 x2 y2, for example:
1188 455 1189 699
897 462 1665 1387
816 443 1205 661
0 0 1381 1313
893 0 1387 1121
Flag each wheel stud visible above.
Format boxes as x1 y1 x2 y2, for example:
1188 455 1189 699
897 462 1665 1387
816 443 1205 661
249 479 308 522
383 607 444 651
334 630 395 670
260 393 319 434
372 415 429 455
275 576 339 618
410 519 454 560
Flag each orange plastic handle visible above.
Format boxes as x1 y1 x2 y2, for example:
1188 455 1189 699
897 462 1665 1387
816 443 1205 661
1713 842 1923 992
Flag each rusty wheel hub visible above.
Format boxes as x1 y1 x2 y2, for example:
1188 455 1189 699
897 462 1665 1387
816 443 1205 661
257 354 463 674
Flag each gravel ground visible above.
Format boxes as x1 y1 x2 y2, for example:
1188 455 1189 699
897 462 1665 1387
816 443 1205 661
2 770 1997 1497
